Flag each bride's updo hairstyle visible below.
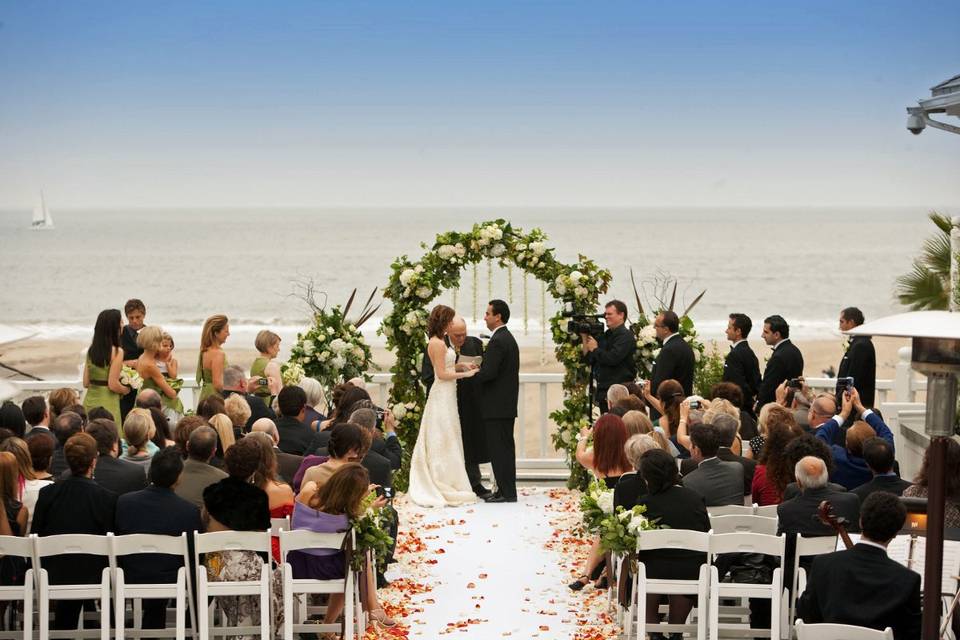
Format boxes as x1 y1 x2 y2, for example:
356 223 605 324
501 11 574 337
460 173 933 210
427 305 456 339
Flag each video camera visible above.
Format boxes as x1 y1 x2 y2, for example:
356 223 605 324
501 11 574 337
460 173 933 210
562 309 605 338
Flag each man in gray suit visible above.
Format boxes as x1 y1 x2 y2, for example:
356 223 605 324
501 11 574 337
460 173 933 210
682 423 744 506
174 426 227 508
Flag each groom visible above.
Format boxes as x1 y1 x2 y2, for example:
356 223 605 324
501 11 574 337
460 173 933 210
475 299 520 503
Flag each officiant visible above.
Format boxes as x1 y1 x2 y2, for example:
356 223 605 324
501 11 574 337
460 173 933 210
421 315 492 498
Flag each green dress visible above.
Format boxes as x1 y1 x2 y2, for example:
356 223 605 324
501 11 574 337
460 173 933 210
83 358 123 422
141 375 184 416
196 351 227 404
249 356 274 407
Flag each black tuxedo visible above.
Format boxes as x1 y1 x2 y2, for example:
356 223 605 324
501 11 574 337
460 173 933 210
851 474 911 503
838 335 876 408
475 325 520 500
650 334 695 419
722 341 761 415
796 543 921 640
756 339 804 409
681 447 756 496
275 416 323 456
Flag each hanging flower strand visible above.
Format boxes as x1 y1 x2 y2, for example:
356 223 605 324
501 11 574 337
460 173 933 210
507 263 514 304
472 262 479 322
486 257 493 302
523 272 529 335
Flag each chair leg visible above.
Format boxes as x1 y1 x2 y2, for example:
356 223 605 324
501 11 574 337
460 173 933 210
344 572 355 640
24 572 34 640
115 578 125 640
176 577 187 640
282 568 293 640
196 574 208 640
39 572 49 640
259 563 269 639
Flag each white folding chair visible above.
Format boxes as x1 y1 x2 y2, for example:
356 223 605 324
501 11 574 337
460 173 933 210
795 620 893 640
279 529 355 640
709 504 757 517
193 530 271 640
269 518 290 538
710 515 779 536
0 535 35 638
755 504 779 518
112 532 196 640
35 533 113 640
708 532 786 640
789 535 838 633
628 529 711 640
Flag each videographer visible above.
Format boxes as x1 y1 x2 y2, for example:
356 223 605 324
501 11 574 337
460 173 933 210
580 300 637 413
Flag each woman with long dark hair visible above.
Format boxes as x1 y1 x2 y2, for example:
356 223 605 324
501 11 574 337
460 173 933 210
82 309 129 420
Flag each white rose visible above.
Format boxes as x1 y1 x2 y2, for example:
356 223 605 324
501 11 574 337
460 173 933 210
438 245 455 260
530 241 545 255
415 265 424 273
329 338 347 353
574 286 589 298
392 404 406 420
597 491 614 515
640 325 657 341
405 402 415 409
556 283 566 295
477 236 489 247
570 270 583 282
530 257 539 266
399 269 416 286
454 243 466 257
490 243 505 257
331 355 346 369
326 327 335 335
302 339 316 355
416 286 432 299
561 430 573 444
618 509 633 522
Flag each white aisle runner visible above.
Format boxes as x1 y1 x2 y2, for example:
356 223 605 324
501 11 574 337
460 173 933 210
380 486 619 639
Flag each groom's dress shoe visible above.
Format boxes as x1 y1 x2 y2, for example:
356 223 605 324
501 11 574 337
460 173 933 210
474 486 494 500
485 494 517 503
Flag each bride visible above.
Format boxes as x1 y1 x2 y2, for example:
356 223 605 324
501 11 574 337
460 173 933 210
408 305 480 507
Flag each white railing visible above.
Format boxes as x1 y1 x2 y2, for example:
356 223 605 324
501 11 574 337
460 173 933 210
6 346 934 479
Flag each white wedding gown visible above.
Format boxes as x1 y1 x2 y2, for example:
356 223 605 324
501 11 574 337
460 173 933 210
407 347 478 507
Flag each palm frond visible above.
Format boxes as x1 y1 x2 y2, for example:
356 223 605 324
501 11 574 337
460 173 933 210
895 263 948 310
930 212 954 234
921 229 953 276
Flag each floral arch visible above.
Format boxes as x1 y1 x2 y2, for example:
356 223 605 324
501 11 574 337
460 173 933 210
380 220 611 490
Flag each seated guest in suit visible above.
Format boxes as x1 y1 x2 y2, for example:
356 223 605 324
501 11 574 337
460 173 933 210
614 434 658 511
174 426 227 508
781 435 846 501
702 398 745 455
852 438 911 502
756 315 804 411
796 491 920 640
275 386 324 456
751 406 802 506
682 424 744 506
32 433 118 630
81 418 148 495
114 447 203 629
683 414 756 497
778 456 859 536
570 414 633 591
220 365 276 430
636 448 711 634
903 437 960 528
49 410 83 478
249 418 303 485
815 387 894 490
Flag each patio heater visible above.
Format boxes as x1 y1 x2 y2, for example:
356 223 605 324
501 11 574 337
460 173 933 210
845 310 960 640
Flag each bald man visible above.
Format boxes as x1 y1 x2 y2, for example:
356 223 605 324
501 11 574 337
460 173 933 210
815 387 895 489
250 417 303 484
135 388 162 411
420 315 491 498
778 456 861 537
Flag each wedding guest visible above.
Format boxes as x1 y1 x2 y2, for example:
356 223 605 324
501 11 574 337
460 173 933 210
224 394 252 440
82 309 130 422
120 410 157 473
710 381 758 441
837 307 876 408
49 411 83 477
197 314 230 403
745 401 798 461
903 437 960 528
209 413 237 458
175 425 227 508
722 313 762 416
250 330 283 408
322 384 371 431
0 451 28 591
0 437 51 531
650 311 696 413
145 407 176 449
47 387 79 421
349 401 402 469
751 406 802 506
120 299 147 422
197 395 226 421
83 418 148 495
249 418 303 485
21 395 50 437
756 315 804 411
317 383 352 431
814 387 894 490
614 434 659 510
0 402 26 439
275 386 324 456
636 448 710 632
136 325 184 418
852 438 911 502
65 404 88 426
87 406 114 423
604 384 630 414
173 415 207 456
299 422 369 490
222 365 276 429
245 433 295 562
349 408 394 490
780 435 842 501
643 379 684 439
32 433 118 630
682 423 744 507
27 433 56 482
778 456 859 536
298 377 328 430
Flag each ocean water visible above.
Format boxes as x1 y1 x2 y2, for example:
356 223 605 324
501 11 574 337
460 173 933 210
0 206 936 348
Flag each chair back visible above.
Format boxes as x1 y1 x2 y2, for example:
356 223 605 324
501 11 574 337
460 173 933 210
194 530 270 555
709 514 778 536
112 532 189 558
709 531 785 558
708 504 756 517
795 620 894 640
278 529 348 564
0 533 35 560
637 528 710 553
270 517 290 537
755 503 779 517
35 533 113 560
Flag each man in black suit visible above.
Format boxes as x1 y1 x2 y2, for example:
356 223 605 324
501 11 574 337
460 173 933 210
250 418 304 484
852 438 910 502
796 491 921 640
114 447 203 629
222 365 277 430
722 313 761 416
681 423 744 506
475 300 520 503
81 418 149 494
274 386 324 455
649 310 695 420
681 414 756 496
32 432 118 630
778 456 860 536
120 298 146 423
580 300 637 414
837 306 877 408
49 410 83 478
421 315 491 497
756 315 804 411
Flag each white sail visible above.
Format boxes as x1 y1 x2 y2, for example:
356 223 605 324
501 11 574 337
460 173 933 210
31 191 54 229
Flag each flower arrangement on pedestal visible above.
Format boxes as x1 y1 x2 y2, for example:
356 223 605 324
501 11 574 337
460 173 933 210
381 219 612 491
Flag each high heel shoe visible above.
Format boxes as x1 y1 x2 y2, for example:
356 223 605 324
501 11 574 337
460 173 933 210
368 608 397 628
568 576 590 591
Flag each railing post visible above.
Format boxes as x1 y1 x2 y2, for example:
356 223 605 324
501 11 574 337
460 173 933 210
894 346 914 403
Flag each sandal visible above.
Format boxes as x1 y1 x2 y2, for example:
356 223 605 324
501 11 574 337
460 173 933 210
368 608 397 628
568 576 590 591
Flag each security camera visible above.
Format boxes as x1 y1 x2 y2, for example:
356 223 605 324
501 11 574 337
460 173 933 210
907 113 926 135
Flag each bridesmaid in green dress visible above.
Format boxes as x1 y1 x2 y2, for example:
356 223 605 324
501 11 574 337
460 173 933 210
82 309 130 422
135 325 184 416
250 330 282 408
197 314 230 405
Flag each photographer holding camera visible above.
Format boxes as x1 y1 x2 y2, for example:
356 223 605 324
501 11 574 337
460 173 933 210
580 300 637 413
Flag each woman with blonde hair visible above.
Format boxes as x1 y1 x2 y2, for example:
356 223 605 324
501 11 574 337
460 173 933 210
250 330 282 408
197 314 230 404
622 410 673 455
121 409 158 472
223 394 252 438
208 414 237 454
0 437 51 531
136 325 184 418
703 398 744 455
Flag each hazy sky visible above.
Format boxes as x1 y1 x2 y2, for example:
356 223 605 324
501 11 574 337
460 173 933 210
1 1 958 208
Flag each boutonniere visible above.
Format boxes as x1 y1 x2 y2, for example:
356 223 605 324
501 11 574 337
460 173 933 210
842 337 851 353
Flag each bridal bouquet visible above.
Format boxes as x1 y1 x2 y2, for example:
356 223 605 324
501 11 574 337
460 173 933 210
120 366 143 391
580 479 615 534
598 504 658 555
350 491 394 572
167 378 184 392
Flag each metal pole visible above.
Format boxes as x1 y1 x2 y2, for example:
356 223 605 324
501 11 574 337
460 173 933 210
951 216 960 312
923 435 948 640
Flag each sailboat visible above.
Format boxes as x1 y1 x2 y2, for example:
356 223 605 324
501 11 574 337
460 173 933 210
31 191 55 230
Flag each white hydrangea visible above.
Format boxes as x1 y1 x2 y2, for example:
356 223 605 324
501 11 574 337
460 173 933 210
437 245 456 260
392 404 406 420
529 241 546 256
326 327 335 335
329 338 347 353
597 490 615 515
399 269 417 286
331 355 346 370
490 243 506 257
556 282 567 295
639 325 657 341
570 270 583 282
416 286 432 299
574 286 589 298
302 339 316 355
